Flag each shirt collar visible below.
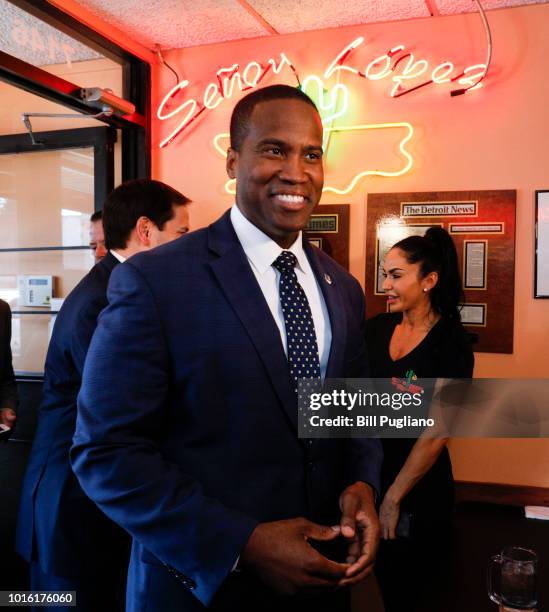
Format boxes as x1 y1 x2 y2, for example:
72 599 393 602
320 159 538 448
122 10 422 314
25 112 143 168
230 204 308 276
110 250 126 263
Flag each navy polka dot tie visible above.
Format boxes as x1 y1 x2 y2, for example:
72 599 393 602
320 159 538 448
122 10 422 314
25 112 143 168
273 251 321 390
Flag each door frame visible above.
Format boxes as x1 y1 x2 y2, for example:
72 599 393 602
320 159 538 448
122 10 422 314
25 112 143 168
0 0 150 180
0 126 116 211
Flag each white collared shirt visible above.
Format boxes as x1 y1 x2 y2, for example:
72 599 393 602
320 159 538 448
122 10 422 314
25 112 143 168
230 204 332 378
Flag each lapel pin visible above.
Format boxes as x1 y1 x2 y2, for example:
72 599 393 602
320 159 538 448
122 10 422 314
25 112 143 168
324 273 332 285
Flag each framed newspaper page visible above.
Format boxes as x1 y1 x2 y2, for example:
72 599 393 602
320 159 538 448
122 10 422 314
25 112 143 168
535 191 549 298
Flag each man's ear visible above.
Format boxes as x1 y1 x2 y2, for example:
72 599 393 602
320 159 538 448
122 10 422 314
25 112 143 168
226 147 238 179
135 216 151 247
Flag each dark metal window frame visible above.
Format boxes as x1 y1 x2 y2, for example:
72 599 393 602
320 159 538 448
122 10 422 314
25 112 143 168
0 126 116 213
0 0 150 180
0 127 117 378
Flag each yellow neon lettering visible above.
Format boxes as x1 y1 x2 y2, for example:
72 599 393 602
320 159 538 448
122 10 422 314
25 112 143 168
213 121 415 196
301 75 349 126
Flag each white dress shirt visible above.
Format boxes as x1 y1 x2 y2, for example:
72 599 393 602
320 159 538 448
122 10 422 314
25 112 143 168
230 204 332 379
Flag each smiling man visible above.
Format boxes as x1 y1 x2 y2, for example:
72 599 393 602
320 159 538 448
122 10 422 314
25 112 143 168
71 85 381 612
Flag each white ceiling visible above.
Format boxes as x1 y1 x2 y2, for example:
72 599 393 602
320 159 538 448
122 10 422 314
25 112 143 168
71 0 549 50
0 0 547 65
0 0 102 66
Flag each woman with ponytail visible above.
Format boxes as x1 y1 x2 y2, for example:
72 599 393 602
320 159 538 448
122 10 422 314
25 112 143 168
366 226 474 611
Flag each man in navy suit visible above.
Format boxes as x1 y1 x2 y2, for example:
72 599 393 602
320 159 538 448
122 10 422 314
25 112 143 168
72 85 382 611
16 180 190 610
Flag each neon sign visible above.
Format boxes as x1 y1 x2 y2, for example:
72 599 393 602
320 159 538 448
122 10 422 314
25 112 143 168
157 54 293 148
322 38 486 98
213 121 414 196
157 37 487 148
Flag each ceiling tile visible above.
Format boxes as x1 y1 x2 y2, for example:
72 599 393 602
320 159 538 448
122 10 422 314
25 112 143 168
73 0 269 49
436 0 548 15
0 0 100 65
248 0 431 34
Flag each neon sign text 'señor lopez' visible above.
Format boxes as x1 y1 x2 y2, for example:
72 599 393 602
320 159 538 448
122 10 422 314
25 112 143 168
157 37 487 148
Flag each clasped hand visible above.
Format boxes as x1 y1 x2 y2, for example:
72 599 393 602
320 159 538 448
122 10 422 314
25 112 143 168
240 482 380 595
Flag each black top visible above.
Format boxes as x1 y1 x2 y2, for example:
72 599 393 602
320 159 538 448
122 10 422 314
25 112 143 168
0 299 18 411
366 312 474 515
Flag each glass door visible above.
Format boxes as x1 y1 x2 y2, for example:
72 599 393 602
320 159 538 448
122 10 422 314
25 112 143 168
0 126 115 376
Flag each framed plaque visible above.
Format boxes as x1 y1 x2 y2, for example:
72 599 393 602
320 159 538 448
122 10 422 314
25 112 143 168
366 190 516 354
460 303 487 326
535 191 549 298
305 204 350 270
464 241 487 290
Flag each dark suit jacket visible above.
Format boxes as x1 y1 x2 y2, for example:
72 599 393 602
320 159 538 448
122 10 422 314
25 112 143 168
0 299 17 411
16 252 128 577
71 211 382 611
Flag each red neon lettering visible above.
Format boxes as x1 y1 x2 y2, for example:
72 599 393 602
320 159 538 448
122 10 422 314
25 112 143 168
203 82 222 109
458 64 487 88
242 62 263 88
431 62 454 84
390 54 428 97
323 38 363 79
215 65 239 98
157 38 488 148
364 53 391 80
268 53 292 74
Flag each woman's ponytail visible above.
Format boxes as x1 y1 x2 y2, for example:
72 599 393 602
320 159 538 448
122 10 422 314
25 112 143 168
392 226 464 319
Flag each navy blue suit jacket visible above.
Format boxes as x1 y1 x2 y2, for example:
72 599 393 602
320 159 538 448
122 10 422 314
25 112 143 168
16 252 128 577
71 211 382 611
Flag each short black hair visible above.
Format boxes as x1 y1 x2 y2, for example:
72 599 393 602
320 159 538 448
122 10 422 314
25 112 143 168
103 179 190 250
90 210 102 223
229 84 319 151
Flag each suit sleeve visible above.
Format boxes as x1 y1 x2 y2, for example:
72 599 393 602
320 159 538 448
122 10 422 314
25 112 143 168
70 295 107 378
343 279 382 496
0 302 18 411
71 263 257 607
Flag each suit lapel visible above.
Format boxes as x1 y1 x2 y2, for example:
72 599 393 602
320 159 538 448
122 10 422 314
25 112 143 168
207 212 300 436
304 240 347 380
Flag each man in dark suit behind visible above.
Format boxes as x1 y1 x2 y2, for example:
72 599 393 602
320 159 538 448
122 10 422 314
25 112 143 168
16 180 190 610
0 299 18 430
71 85 382 612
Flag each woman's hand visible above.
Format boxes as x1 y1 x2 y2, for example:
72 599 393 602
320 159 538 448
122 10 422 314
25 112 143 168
379 491 400 540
